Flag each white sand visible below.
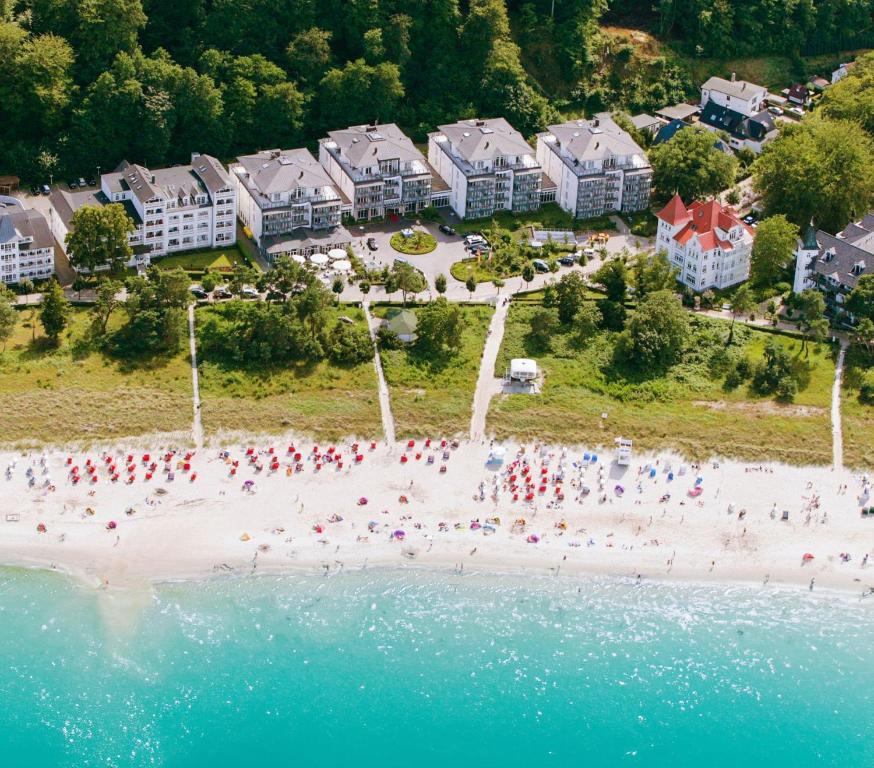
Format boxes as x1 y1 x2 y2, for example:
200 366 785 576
1 436 872 595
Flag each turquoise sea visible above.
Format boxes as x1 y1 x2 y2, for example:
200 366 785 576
1 567 873 767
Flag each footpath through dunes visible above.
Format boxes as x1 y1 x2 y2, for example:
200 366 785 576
363 301 395 445
470 299 509 441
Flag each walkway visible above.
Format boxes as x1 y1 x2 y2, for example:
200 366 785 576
362 301 396 445
469 298 510 441
187 304 204 448
831 340 847 470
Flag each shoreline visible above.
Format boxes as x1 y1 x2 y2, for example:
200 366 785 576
1 435 872 597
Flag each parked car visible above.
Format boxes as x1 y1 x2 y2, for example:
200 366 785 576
743 215 756 225
78 177 87 188
213 287 233 299
190 286 208 300
583 247 596 257
367 237 378 251
29 185 40 196
464 234 487 247
68 180 78 190
532 259 550 273
439 224 456 236
41 184 50 195
86 177 96 187
241 286 260 299
265 289 286 302
768 106 783 115
558 254 577 267
788 107 804 118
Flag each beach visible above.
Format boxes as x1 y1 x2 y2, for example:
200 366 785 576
1 436 872 594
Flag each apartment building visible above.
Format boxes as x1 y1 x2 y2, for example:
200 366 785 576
50 153 236 270
0 201 54 285
231 148 352 260
655 194 754 291
536 114 653 219
318 123 435 220
427 118 542 220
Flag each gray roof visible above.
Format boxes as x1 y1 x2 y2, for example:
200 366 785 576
544 114 647 163
263 224 353 255
701 76 767 100
0 206 53 250
190 154 233 197
810 213 874 290
654 103 699 121
104 156 230 207
105 161 163 204
437 118 534 163
630 113 661 130
326 124 425 170
50 188 142 228
236 148 336 197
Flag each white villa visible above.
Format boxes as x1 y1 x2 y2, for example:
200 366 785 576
427 118 543 220
50 153 236 270
0 200 54 285
655 194 754 291
536 114 652 219
700 75 767 117
318 123 443 221
231 148 352 261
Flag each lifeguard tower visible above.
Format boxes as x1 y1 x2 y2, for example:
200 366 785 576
615 437 632 466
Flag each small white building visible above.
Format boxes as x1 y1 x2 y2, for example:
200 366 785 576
831 62 855 84
0 201 55 285
700 75 768 118
509 358 538 382
655 194 754 291
615 437 632 466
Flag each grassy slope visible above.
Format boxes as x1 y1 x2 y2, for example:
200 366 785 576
377 304 493 438
154 244 252 273
196 304 382 440
487 302 835 464
0 308 192 446
841 351 874 469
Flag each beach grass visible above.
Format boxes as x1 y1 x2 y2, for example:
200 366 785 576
196 305 382 440
487 302 836 464
840 350 874 469
375 303 493 438
0 307 192 446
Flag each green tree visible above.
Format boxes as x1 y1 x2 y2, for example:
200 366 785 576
522 264 534 290
39 280 70 345
592 258 628 303
327 322 372 365
573 302 602 346
752 117 874 233
286 27 332 85
228 263 257 297
555 271 587 324
393 262 426 306
750 215 799 288
0 288 16 351
90 279 123 337
317 59 403 129
492 277 505 295
465 275 477 300
66 204 135 274
633 251 677 299
649 126 738 201
620 289 690 369
201 271 220 294
528 308 558 349
331 276 344 304
819 52 874 137
727 283 755 345
434 273 447 296
796 289 827 355
752 338 798 400
359 280 371 297
416 297 465 353
851 317 874 359
846 274 874 321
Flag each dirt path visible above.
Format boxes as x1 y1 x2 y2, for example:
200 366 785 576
469 299 510 441
831 341 847 470
187 304 204 449
362 301 395 445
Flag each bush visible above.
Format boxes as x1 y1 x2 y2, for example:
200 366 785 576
376 326 402 349
859 370 874 404
327 323 373 365
418 206 440 222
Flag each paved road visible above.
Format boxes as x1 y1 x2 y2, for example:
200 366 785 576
188 304 204 448
362 301 395 445
469 298 510 441
831 341 847 471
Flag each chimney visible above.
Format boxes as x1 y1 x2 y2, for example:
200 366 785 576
475 120 485 127
731 72 736 81
593 118 599 127
366 124 376 132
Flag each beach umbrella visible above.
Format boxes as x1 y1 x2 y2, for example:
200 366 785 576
328 248 347 261
333 259 352 272
393 530 406 540
309 253 329 266
291 254 306 264
107 520 117 530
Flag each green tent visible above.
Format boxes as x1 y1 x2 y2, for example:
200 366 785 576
385 308 418 342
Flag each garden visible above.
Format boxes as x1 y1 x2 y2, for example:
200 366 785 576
390 229 437 255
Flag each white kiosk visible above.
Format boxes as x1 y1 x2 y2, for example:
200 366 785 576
615 437 632 466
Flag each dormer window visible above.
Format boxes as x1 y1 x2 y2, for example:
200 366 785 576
851 261 866 276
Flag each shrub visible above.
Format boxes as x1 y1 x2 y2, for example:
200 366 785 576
327 323 373 365
376 326 402 349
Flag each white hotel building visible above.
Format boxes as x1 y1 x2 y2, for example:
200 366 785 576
0 201 55 285
50 153 236 269
655 194 754 291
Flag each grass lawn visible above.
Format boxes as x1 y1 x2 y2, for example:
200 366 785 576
196 305 382 440
154 245 255 274
841 351 874 469
375 303 493 437
487 302 836 464
451 203 617 238
0 308 193 446
390 231 437 255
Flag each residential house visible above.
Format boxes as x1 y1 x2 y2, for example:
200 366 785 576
0 201 54 285
536 114 652 219
630 114 664 136
50 153 236 270
654 103 699 123
701 75 768 117
809 76 831 93
655 194 754 291
787 84 810 106
792 213 874 323
698 101 777 153
318 123 442 221
653 121 733 155
428 117 542 220
831 62 855 84
231 148 352 261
